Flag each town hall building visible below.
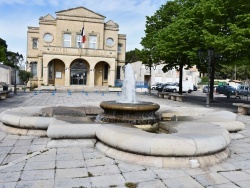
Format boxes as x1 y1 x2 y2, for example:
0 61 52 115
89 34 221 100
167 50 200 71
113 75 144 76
26 7 126 88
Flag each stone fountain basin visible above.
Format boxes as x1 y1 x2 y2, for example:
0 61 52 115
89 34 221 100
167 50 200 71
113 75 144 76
0 105 245 168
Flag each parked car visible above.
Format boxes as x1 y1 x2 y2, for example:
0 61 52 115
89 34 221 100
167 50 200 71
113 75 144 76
216 85 228 94
193 85 197 91
163 82 179 92
0 82 8 91
156 83 172 92
237 85 250 96
202 86 209 93
150 83 162 90
216 85 238 97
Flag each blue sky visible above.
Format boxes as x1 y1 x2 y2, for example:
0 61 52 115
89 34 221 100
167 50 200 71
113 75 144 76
0 0 168 59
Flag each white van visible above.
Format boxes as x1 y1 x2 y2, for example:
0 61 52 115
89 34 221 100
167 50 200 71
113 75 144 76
163 81 193 93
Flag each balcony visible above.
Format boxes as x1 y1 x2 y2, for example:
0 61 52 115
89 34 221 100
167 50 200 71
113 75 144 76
42 46 117 58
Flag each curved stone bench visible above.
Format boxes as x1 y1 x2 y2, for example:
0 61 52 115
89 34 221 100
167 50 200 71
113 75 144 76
47 118 231 157
47 118 99 138
159 107 245 132
96 142 230 168
0 110 50 130
96 123 230 156
0 122 47 136
46 118 231 168
0 105 233 168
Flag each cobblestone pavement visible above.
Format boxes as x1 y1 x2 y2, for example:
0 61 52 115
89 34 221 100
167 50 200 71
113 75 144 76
0 91 250 188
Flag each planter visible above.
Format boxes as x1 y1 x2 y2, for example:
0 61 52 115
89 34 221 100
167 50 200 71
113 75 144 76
40 86 56 91
136 88 148 93
108 87 122 92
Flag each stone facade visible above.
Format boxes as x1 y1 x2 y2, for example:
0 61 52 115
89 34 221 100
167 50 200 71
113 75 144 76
0 64 12 85
26 7 126 88
131 61 200 86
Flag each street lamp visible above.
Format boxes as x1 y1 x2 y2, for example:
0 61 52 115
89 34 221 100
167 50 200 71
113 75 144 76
7 53 24 95
198 47 216 107
145 58 158 95
25 61 32 88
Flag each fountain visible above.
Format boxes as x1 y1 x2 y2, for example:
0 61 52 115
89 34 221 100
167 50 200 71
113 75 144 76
99 63 160 126
0 63 241 168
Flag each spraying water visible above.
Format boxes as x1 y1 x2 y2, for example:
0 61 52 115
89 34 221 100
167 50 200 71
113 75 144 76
117 63 137 103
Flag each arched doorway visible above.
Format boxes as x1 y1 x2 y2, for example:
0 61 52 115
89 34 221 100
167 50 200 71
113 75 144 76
70 59 89 85
94 61 110 86
48 59 65 86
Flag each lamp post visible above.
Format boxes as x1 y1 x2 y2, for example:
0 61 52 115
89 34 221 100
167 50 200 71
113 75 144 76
145 58 158 95
198 48 215 107
7 53 23 95
26 61 32 88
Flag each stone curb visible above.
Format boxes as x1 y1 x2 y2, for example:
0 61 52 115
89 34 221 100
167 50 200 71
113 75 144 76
0 122 47 137
96 142 231 169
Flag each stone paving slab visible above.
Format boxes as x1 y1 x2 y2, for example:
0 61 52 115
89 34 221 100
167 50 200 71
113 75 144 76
16 180 54 188
0 91 250 187
163 176 204 188
193 172 232 186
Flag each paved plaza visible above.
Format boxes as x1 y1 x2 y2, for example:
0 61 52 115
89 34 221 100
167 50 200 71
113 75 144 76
0 90 250 188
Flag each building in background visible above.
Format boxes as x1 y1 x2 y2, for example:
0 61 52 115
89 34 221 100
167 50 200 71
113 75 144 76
0 64 12 85
131 61 200 87
0 63 22 86
26 7 126 89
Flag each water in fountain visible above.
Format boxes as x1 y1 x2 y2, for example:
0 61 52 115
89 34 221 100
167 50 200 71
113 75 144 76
117 63 137 103
99 63 160 127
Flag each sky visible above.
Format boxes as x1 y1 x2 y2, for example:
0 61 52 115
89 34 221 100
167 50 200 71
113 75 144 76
0 0 168 60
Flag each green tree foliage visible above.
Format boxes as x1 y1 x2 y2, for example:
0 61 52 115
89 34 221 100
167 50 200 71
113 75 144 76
0 38 7 63
125 48 142 62
4 51 23 69
141 0 250 96
141 0 181 50
18 70 31 84
215 64 250 80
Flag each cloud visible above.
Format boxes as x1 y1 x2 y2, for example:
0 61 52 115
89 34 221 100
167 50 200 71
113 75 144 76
0 0 168 55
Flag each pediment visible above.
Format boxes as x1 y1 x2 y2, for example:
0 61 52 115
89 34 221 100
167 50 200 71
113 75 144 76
105 20 119 28
56 7 105 20
40 14 55 21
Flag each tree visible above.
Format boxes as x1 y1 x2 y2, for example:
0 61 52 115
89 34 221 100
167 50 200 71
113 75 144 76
190 0 250 99
141 0 181 50
141 0 250 98
125 49 142 62
5 51 23 68
18 70 31 84
0 38 7 63
142 1 199 94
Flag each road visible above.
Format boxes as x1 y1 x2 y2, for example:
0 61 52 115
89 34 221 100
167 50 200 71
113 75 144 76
151 90 250 113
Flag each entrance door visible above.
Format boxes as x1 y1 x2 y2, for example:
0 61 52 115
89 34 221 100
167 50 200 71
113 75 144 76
70 60 88 85
71 70 87 85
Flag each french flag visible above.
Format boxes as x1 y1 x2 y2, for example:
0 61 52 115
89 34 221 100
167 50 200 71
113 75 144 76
81 26 86 45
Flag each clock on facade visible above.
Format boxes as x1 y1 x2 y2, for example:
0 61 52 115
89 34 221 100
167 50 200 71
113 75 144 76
43 33 53 43
106 37 114 47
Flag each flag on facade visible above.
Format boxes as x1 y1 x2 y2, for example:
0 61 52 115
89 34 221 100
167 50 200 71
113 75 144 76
81 25 86 48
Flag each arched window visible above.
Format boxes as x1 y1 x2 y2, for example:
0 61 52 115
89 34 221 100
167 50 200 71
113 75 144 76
30 62 37 77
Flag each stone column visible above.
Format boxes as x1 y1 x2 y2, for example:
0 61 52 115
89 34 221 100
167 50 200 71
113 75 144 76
65 67 70 86
43 67 48 85
108 69 115 86
89 69 95 87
